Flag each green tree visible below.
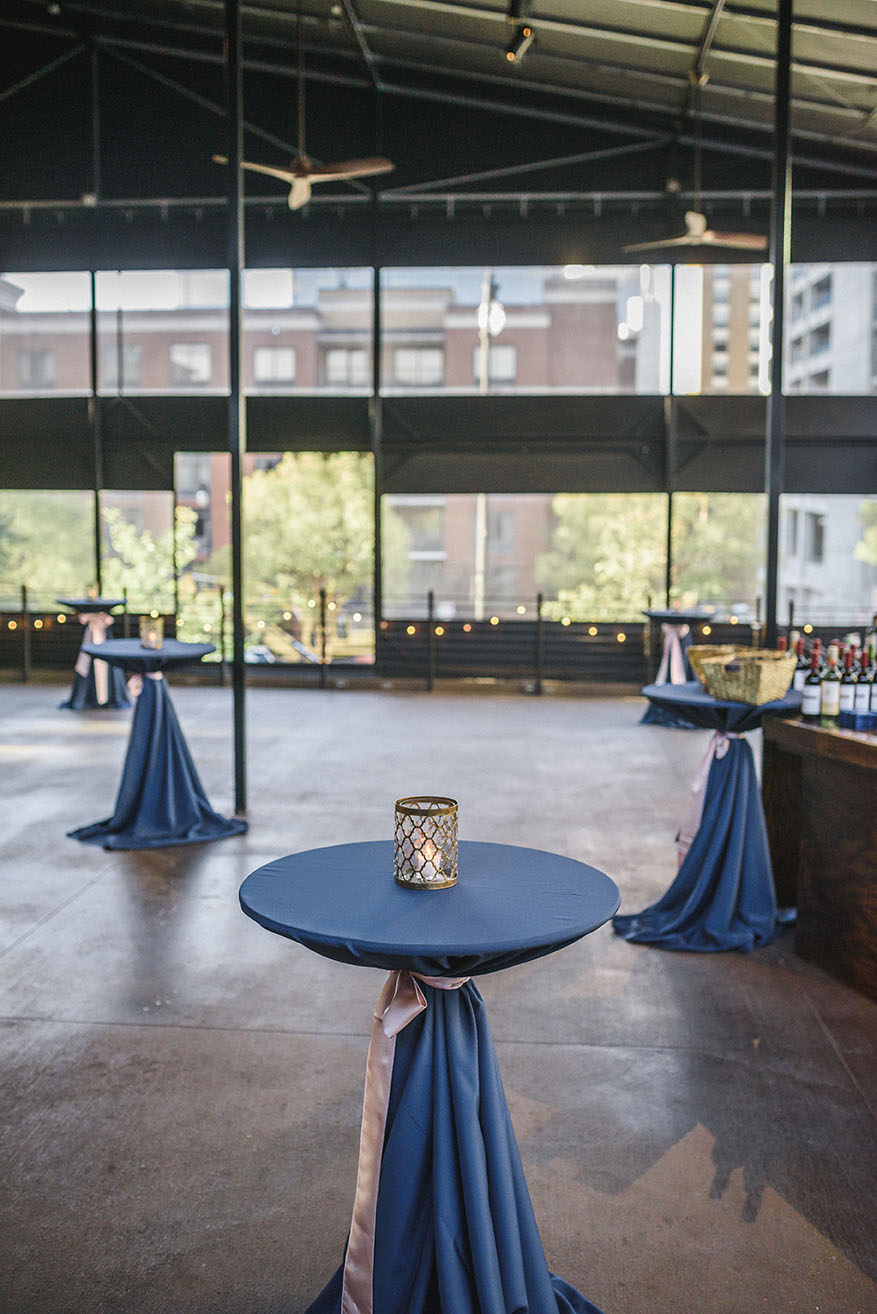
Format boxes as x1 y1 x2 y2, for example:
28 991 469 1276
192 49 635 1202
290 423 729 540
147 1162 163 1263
101 504 199 609
0 491 94 600
853 498 877 566
536 492 766 619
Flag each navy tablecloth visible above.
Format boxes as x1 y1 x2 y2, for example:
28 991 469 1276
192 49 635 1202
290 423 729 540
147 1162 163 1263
57 601 130 710
615 682 800 952
68 640 246 849
240 841 620 1314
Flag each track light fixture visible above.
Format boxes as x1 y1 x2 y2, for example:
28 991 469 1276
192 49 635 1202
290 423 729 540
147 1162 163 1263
505 24 535 63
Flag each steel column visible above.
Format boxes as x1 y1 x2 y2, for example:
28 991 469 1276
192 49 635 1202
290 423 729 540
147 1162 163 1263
765 0 793 647
226 0 247 813
371 263 384 664
665 263 677 608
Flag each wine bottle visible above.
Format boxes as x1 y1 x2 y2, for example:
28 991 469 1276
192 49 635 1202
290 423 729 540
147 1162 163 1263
801 654 822 724
820 653 841 724
854 650 873 712
838 650 857 713
792 638 809 692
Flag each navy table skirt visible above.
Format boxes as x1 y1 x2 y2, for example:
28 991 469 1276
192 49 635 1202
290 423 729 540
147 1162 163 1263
615 682 800 952
240 840 620 1314
68 639 246 850
639 611 707 728
57 599 130 710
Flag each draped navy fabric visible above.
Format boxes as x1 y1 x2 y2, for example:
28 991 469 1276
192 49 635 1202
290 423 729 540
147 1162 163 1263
60 631 130 710
68 640 246 850
306 983 603 1314
240 842 619 1314
56 601 129 710
615 682 800 953
640 620 696 727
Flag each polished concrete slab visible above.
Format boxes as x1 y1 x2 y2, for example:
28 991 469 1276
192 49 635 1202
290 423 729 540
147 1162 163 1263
1 682 874 1314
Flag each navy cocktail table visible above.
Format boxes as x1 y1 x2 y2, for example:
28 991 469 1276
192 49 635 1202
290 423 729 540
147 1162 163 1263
68 638 246 849
240 839 620 1314
616 681 800 952
56 596 129 710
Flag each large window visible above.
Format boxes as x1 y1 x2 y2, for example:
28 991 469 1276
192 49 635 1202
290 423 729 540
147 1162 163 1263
671 494 766 618
785 263 877 394
0 272 91 396
96 269 229 394
380 266 672 395
779 494 877 624
0 490 95 601
242 267 372 394
673 264 770 395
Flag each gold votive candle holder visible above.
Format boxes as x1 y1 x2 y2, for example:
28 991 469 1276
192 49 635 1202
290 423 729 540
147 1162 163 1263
394 796 458 889
139 615 164 649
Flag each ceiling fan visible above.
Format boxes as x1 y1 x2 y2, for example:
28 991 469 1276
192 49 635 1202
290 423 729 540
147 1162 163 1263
624 79 767 254
213 9 394 210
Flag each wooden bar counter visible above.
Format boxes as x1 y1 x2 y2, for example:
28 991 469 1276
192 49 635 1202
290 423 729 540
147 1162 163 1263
762 715 877 1001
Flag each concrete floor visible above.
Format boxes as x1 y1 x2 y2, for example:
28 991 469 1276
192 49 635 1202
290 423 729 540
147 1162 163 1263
0 681 874 1314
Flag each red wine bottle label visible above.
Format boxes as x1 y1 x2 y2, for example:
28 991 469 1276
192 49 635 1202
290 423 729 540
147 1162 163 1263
793 669 807 692
821 681 840 716
801 685 821 716
855 683 871 711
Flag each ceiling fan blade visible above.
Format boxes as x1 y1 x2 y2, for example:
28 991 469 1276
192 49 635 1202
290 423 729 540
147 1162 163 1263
288 175 312 210
213 154 297 185
623 234 703 252
705 230 769 250
306 157 396 182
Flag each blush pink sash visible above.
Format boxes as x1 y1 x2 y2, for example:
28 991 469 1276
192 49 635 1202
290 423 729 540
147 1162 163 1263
676 731 742 864
340 969 470 1314
75 613 113 704
655 622 689 685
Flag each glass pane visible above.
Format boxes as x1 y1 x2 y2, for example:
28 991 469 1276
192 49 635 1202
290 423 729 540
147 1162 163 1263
0 272 92 396
673 264 770 396
0 490 95 605
779 493 877 627
671 493 767 620
174 452 230 655
785 263 877 394
380 266 671 394
95 270 229 394
383 492 668 620
100 490 176 613
241 267 373 394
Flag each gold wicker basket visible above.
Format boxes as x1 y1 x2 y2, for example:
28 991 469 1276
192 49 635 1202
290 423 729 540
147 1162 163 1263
688 644 736 689
699 648 796 705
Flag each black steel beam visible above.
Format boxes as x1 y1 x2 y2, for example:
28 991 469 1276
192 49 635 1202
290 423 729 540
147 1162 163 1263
764 0 793 649
226 0 247 815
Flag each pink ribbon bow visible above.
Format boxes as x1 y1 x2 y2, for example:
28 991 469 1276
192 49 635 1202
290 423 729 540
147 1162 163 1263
75 612 113 704
676 730 742 864
341 969 470 1314
655 622 690 686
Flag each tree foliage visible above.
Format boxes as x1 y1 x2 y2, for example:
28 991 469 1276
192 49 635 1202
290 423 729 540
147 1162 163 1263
536 492 766 619
853 499 877 566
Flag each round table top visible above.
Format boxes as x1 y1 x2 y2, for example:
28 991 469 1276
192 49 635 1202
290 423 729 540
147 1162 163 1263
240 840 621 977
643 680 801 732
643 609 714 625
82 638 215 670
57 597 125 612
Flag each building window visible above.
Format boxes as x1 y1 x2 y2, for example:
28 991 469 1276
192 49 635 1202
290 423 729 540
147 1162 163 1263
169 342 212 386
809 369 830 390
810 323 830 354
804 512 825 564
472 343 517 385
392 347 444 386
487 508 515 553
785 508 799 555
101 343 142 389
324 347 369 387
811 274 832 310
791 291 806 318
253 346 296 384
17 349 56 388
712 302 730 327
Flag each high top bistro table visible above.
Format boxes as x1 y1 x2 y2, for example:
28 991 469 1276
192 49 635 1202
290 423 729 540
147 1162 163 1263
640 609 712 727
615 681 800 952
56 596 130 710
240 839 620 1314
67 638 246 850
